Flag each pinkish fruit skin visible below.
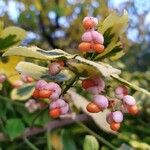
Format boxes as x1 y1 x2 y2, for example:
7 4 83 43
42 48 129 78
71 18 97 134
48 62 62 76
44 82 62 100
91 30 104 44
106 112 113 124
86 77 105 94
21 74 28 82
93 95 108 109
115 85 128 99
12 80 24 88
123 95 136 106
83 17 98 27
0 74 6 83
25 99 39 113
36 80 47 90
60 103 69 115
112 111 123 123
82 31 93 42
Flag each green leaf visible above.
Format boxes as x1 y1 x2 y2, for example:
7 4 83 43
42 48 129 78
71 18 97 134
0 26 26 42
3 46 74 60
99 10 128 34
75 56 121 77
0 35 19 51
67 88 113 132
16 61 74 82
118 144 133 150
5 118 25 140
96 10 128 60
83 135 99 150
61 129 77 150
11 83 35 101
111 75 150 96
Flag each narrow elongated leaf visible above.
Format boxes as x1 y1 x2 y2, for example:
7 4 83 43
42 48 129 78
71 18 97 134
3 46 74 60
75 56 121 77
111 75 150 96
16 61 74 82
67 88 113 133
11 83 35 101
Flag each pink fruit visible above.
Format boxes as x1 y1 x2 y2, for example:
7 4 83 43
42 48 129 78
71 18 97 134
48 62 62 76
0 74 6 83
82 17 98 30
35 80 47 90
112 111 123 123
12 80 24 88
60 103 69 115
115 85 128 99
81 31 93 42
123 95 136 106
25 99 39 113
106 112 113 124
91 30 104 44
45 82 62 100
93 95 108 109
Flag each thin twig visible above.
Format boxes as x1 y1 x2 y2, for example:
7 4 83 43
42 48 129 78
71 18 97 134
0 114 91 141
23 136 39 150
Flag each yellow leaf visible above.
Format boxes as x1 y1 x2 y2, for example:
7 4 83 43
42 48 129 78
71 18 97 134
99 10 128 34
3 46 74 60
0 21 4 32
0 26 27 43
0 56 23 83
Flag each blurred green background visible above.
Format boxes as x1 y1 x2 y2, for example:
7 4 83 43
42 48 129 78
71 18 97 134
0 0 150 149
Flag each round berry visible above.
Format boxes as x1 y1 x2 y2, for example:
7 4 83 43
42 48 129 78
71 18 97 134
115 85 128 99
110 122 120 131
106 112 113 124
12 80 24 88
49 108 61 118
38 90 52 98
32 89 39 98
86 102 101 113
123 95 136 106
60 103 69 115
92 43 104 53
36 80 47 90
0 74 6 83
82 17 98 30
93 95 108 109
81 31 93 42
79 42 91 52
91 31 104 44
48 62 62 76
127 105 138 115
82 78 95 89
25 99 39 113
112 111 123 123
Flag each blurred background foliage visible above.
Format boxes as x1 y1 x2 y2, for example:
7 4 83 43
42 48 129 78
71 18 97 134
0 0 150 149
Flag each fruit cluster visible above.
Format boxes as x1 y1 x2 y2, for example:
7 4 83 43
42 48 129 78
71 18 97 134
79 17 105 53
82 76 138 131
32 80 69 118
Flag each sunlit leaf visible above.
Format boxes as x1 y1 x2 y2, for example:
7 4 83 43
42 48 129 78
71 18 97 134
16 61 74 82
0 56 23 83
3 46 74 60
75 56 121 77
